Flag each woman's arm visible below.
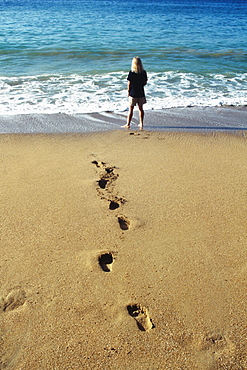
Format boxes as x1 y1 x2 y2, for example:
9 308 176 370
127 81 131 96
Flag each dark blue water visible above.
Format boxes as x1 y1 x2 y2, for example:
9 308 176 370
0 0 246 114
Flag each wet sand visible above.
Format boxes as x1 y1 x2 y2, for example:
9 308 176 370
0 106 246 133
1 130 247 369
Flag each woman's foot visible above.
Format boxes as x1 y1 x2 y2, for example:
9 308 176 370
138 124 143 130
121 124 130 129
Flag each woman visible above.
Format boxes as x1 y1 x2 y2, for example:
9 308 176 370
123 57 147 130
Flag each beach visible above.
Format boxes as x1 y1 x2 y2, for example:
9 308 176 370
1 0 247 366
1 128 247 369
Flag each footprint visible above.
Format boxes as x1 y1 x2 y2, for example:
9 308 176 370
104 167 114 174
0 289 26 312
109 201 120 210
129 132 140 136
91 160 106 168
92 160 100 167
0 290 29 369
96 166 118 191
118 216 130 230
98 253 114 272
127 303 154 331
98 178 108 189
200 332 228 352
196 332 237 369
92 160 127 210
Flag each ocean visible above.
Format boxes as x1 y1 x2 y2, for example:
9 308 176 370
0 0 247 117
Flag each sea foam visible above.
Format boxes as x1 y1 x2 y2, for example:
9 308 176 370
0 71 246 115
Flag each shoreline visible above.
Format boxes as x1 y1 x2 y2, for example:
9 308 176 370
0 106 246 134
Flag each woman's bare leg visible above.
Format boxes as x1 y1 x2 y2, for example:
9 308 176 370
138 104 144 129
122 105 134 128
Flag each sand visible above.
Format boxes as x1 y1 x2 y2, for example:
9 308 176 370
1 130 247 369
1 106 247 134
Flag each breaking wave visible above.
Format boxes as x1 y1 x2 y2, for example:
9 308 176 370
0 71 246 115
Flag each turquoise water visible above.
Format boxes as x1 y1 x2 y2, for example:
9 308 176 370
0 0 246 114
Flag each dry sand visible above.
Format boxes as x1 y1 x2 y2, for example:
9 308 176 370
1 130 247 369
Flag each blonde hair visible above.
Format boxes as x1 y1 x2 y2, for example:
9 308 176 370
131 57 144 73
